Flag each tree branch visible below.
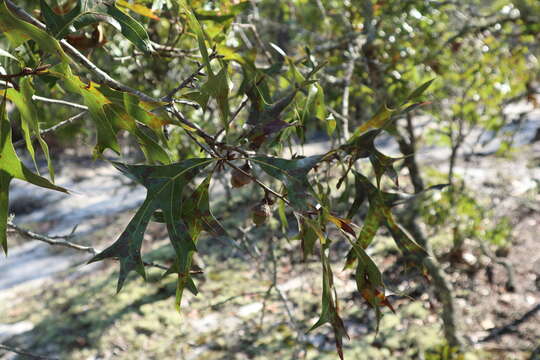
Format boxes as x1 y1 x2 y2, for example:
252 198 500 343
479 303 540 343
162 52 218 102
7 221 96 254
13 111 87 147
32 96 88 110
0 344 57 360
7 221 173 271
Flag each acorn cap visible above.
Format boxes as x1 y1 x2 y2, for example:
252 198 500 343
231 163 252 188
252 203 271 226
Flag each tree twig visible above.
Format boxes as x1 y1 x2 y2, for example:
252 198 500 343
479 303 540 343
6 221 176 272
478 241 516 292
0 344 58 360
162 52 217 102
32 96 88 110
13 111 87 147
7 221 97 255
203 291 267 310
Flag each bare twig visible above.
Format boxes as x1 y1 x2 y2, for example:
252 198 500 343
213 96 249 141
32 96 88 110
479 303 540 343
162 52 218 102
13 111 87 147
203 291 267 310
341 46 355 141
7 221 97 255
0 64 51 83
6 221 178 272
0 344 58 360
232 23 273 63
478 241 516 292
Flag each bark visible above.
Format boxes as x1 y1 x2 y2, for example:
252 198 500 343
398 116 464 350
405 220 465 350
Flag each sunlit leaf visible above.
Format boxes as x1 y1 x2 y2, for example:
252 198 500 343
117 0 160 20
0 47 18 62
0 94 68 254
0 2 70 62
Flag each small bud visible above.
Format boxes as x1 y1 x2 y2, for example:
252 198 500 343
251 203 271 226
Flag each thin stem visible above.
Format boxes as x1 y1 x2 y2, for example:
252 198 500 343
162 52 218 102
13 111 87 147
225 160 290 205
7 221 96 254
32 95 88 110
214 96 249 141
0 344 57 360
7 221 174 271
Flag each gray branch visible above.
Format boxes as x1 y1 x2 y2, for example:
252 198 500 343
7 222 170 271
0 344 58 360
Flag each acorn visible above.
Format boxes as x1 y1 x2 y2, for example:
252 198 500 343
231 162 252 188
251 203 271 226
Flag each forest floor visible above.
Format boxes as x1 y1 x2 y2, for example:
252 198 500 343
0 113 539 359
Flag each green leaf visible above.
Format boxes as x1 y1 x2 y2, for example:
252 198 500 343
277 198 288 232
103 103 169 164
201 66 230 128
345 231 394 333
383 209 427 256
369 148 403 188
163 175 228 309
405 78 435 103
177 0 211 72
347 79 434 140
39 0 153 52
346 170 367 219
348 172 427 259
3 79 55 181
0 171 9 254
40 0 82 39
51 63 170 160
298 216 324 259
326 114 336 136
117 0 160 20
309 245 348 360
341 129 403 187
352 207 380 251
54 64 120 155
0 94 68 254
243 89 298 149
0 2 70 62
0 47 18 62
182 175 228 238
89 158 215 292
252 155 323 212
352 105 395 137
181 91 209 112
104 4 154 53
